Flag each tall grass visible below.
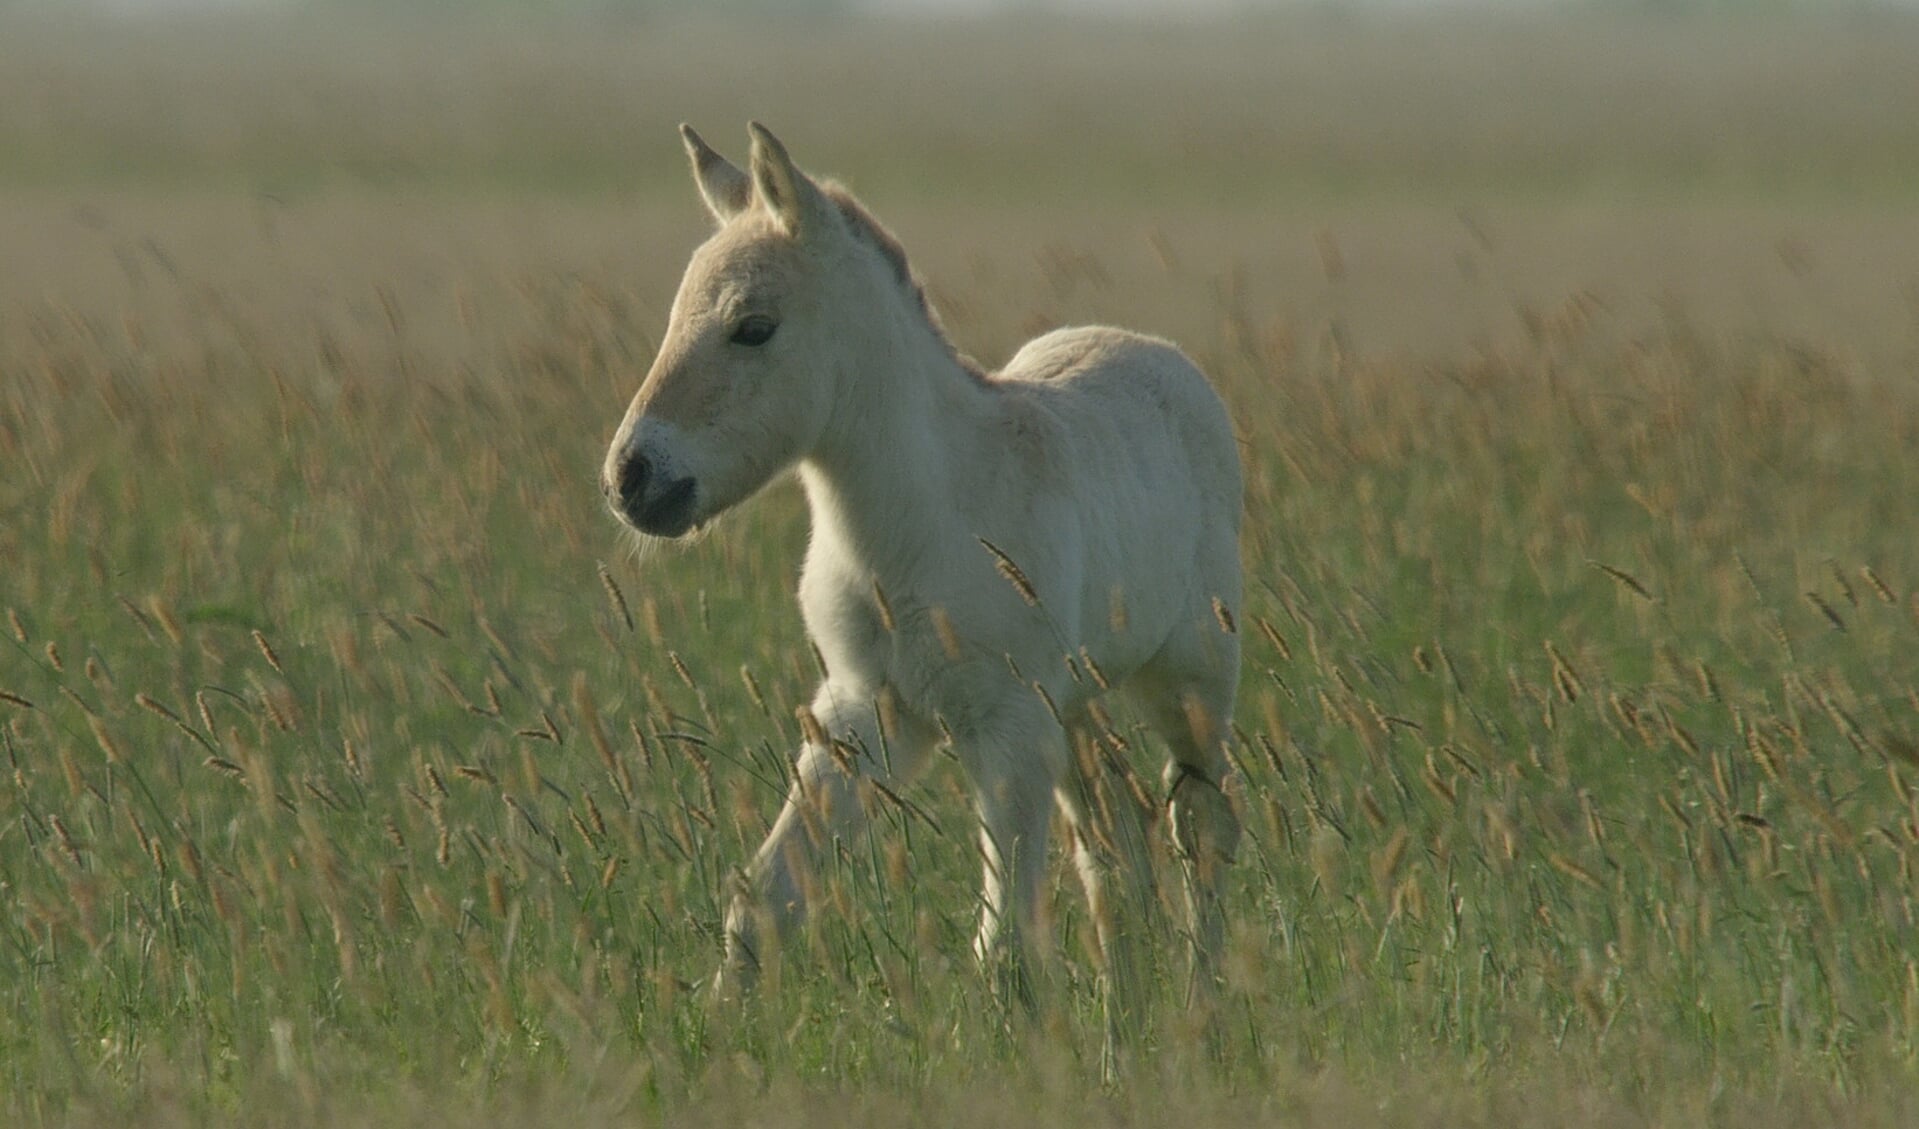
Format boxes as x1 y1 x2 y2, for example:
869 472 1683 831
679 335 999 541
3 10 1919 1127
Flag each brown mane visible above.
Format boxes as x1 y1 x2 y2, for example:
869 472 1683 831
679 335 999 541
821 180 985 380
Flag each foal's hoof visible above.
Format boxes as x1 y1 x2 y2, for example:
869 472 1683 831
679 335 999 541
709 951 761 1004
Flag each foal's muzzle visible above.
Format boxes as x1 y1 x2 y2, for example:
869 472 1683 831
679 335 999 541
605 453 699 538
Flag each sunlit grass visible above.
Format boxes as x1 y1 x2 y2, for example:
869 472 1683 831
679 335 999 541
7 221 1919 1124
4 10 1919 1128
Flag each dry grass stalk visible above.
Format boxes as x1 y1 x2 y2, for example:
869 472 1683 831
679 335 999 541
1804 591 1846 633
1078 647 1109 690
572 673 620 779
978 538 1039 606
739 665 769 716
407 613 450 639
795 705 828 750
204 756 246 781
929 606 963 660
1861 565 1897 604
1825 560 1857 607
251 629 285 675
1589 560 1655 602
86 715 124 765
1212 596 1237 635
668 651 697 690
1548 852 1604 890
1544 642 1584 704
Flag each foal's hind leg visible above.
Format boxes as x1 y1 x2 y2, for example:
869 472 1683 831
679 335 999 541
1056 714 1157 1078
1126 620 1242 1001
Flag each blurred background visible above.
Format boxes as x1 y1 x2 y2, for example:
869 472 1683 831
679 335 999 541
4 0 1918 375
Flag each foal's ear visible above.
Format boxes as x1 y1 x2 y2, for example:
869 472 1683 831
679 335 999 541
747 122 830 237
681 124 751 225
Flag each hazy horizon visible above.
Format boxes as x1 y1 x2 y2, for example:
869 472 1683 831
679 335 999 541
27 0 1919 15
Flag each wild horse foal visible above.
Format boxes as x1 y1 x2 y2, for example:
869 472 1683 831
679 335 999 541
602 123 1243 1029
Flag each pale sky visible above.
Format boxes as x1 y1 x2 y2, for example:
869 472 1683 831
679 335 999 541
28 0 1836 11
42 0 1919 14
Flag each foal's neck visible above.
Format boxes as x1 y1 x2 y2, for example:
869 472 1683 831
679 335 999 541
798 309 987 577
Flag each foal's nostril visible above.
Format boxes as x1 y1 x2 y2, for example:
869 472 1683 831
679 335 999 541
618 454 651 507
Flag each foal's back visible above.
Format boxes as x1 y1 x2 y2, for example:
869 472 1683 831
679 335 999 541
990 325 1241 678
997 325 1239 495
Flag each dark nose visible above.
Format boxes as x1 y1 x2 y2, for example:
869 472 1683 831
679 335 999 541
615 454 650 510
604 451 698 537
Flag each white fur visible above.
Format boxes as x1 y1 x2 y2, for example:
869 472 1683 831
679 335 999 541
604 124 1243 1017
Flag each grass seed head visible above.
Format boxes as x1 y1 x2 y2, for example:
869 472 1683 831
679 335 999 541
1078 646 1109 689
251 629 285 674
1590 560 1655 602
86 715 123 765
740 665 768 714
795 705 828 750
978 538 1039 607
1212 596 1237 634
929 606 963 660
1804 591 1847 632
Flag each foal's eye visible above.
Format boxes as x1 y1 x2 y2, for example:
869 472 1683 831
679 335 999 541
729 316 778 347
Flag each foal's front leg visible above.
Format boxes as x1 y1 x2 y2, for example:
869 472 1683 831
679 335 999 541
718 684 935 994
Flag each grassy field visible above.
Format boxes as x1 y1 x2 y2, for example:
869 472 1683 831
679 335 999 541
5 9 1919 1127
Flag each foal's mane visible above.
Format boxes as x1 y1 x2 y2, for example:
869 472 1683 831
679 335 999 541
819 180 985 381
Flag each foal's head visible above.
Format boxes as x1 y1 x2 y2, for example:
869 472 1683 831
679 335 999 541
602 123 905 539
